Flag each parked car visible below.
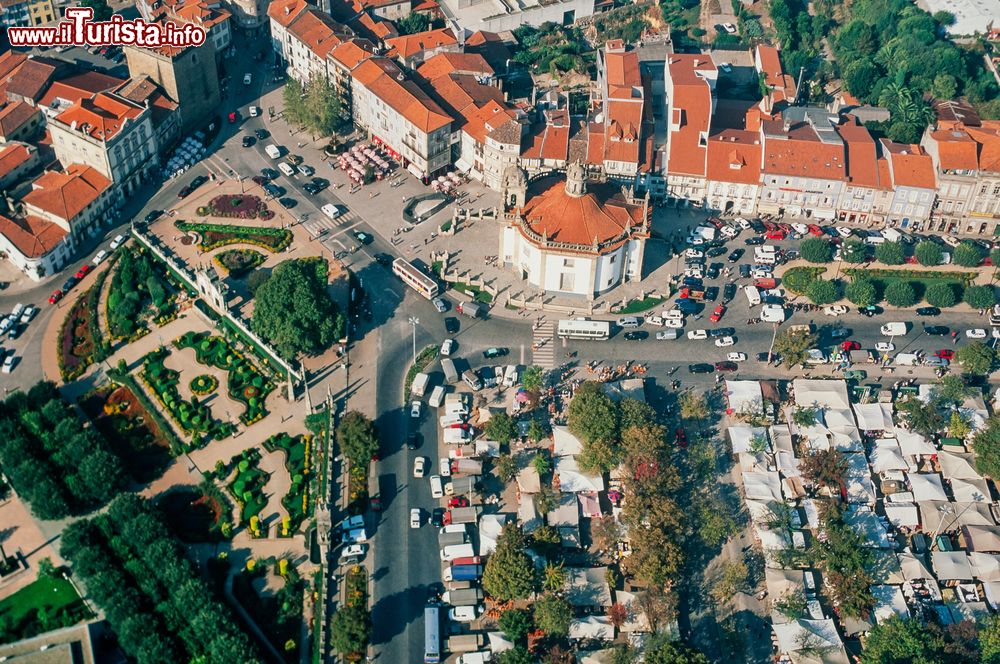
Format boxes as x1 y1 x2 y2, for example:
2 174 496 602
92 250 109 265
109 233 127 248
483 347 508 358
445 317 459 334
413 457 427 478
714 361 738 372
710 305 726 322
727 248 744 262
967 328 988 339
432 297 448 313
410 508 422 529
48 290 63 304
714 336 736 347
925 326 950 336
623 330 648 341
823 305 848 316
410 401 422 418
916 307 941 317
75 264 93 279
441 339 456 356
688 363 714 374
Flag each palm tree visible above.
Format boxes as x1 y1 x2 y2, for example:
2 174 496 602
542 562 566 592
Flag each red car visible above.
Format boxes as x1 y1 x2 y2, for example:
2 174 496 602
777 222 794 234
935 349 955 360
75 264 93 279
715 361 738 372
674 427 687 448
48 290 63 304
841 341 861 351
710 304 726 322
448 496 469 508
766 229 786 240
763 221 777 231
808 224 824 237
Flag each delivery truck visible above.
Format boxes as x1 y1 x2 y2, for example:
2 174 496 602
444 428 471 445
451 556 482 566
457 652 491 664
457 301 484 318
444 564 483 581
446 476 480 496
446 634 485 653
411 372 430 398
441 358 459 384
441 543 475 561
451 459 483 476
445 506 482 525
428 385 446 408
439 531 469 547
442 588 484 605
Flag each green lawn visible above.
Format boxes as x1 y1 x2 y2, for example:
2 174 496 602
0 576 91 642
620 296 665 314
845 268 973 301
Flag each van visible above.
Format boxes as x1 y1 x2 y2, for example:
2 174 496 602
444 428 471 445
440 414 466 428
882 228 903 243
278 162 296 177
864 234 885 245
617 316 641 328
441 358 459 384
894 352 921 366
743 286 761 307
321 203 341 219
430 475 444 498
440 543 475 562
753 251 777 265
439 531 469 547
428 385 446 408
880 322 908 336
663 309 685 320
462 370 482 391
265 144 281 159
502 365 518 388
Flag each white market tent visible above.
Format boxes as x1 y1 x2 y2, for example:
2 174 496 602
613 590 651 633
725 380 764 414
746 499 782 525
555 456 605 493
728 426 769 454
852 403 895 432
488 632 515 653
884 503 920 528
896 430 936 458
919 502 997 532
845 506 892 548
565 567 612 608
771 425 794 454
569 616 614 641
793 379 851 410
552 426 584 457
870 440 908 473
963 525 1000 552
772 619 849 664
845 453 876 505
871 585 910 623
479 513 509 555
898 551 934 580
743 471 783 502
939 451 983 481
932 551 975 580
969 552 1000 581
951 478 991 503
908 473 949 501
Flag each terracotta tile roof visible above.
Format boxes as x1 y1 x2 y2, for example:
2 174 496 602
706 130 761 184
761 117 846 180
420 64 508 143
385 28 457 59
585 123 605 165
666 56 713 177
540 125 569 161
351 11 396 41
4 57 63 102
288 9 352 60
411 0 438 10
364 0 407 7
522 109 569 162
836 123 882 188
933 99 981 128
267 0 308 27
521 124 546 159
0 213 67 258
0 101 38 137
417 52 493 80
880 139 936 189
353 58 451 133
756 44 796 103
876 157 892 187
930 128 980 171
113 76 178 130
465 30 512 71
54 92 144 141
37 71 123 110
174 0 231 29
0 141 33 181
0 51 27 85
603 44 640 100
520 175 644 247
967 125 1000 173
604 98 642 164
23 164 110 221
328 38 376 71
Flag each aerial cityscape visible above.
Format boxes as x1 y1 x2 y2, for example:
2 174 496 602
0 0 998 661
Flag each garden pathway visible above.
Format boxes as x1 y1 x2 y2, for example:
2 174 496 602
163 345 245 427
255 449 293 532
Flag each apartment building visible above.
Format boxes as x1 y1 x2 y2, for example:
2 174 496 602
0 141 37 189
48 92 158 197
385 28 460 69
350 57 452 180
835 121 893 225
663 54 717 206
284 8 353 84
880 139 936 230
705 129 762 216
268 0 309 63
593 40 649 181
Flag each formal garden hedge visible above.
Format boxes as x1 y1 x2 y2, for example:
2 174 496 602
262 433 312 535
106 246 180 341
190 374 218 395
60 494 259 664
79 384 176 484
226 448 269 535
214 248 266 278
0 382 125 519
199 194 273 220
232 560 304 662
140 348 235 442
176 220 291 252
174 331 274 425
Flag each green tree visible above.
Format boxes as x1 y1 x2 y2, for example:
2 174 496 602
955 341 995 375
521 365 546 392
884 281 917 307
965 285 996 310
925 283 957 308
496 454 518 482
990 248 1000 268
860 616 947 664
482 523 536 601
948 411 972 440
932 10 956 25
982 613 1000 663
527 419 549 443
773 329 818 367
533 594 572 637
498 608 532 644
329 604 370 656
975 417 1000 479
485 412 517 444
709 559 749 604
283 78 307 127
915 240 944 266
845 278 878 306
80 0 112 21
541 561 566 592
251 259 343 360
841 238 868 263
578 436 620 474
932 73 958 100
645 637 711 664
532 452 551 476
800 237 834 263
844 58 882 98
781 267 820 294
897 396 945 437
567 381 619 445
954 241 985 267
679 391 708 422
335 411 378 465
395 11 430 34
245 269 270 295
806 279 840 305
620 398 657 429
800 449 848 495
497 646 533 664
534 484 559 515
875 241 905 265
792 406 818 427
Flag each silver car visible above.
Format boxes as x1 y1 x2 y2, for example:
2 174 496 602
432 297 448 313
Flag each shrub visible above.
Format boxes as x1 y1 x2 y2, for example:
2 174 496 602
806 279 840 305
845 279 877 306
884 281 917 307
801 237 834 263
782 267 822 295
965 285 997 310
925 283 957 308
915 241 943 266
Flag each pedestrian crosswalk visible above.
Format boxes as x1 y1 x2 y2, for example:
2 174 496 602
532 321 556 369
302 210 356 240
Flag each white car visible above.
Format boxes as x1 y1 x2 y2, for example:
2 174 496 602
685 248 704 259
1 354 13 374
720 225 738 238
966 328 988 339
875 342 895 353
823 305 849 316
687 236 705 246
835 226 853 238
684 268 704 278
721 22 737 33
249 105 260 117
656 331 678 340
440 457 451 477
791 223 809 235
413 456 427 478
440 338 455 356
410 400 422 418
727 352 747 362
715 336 736 347
410 508 422 529
92 249 109 265
736 218 752 229
243 73 252 85
750 269 773 279
687 330 708 340
942 235 961 248
338 543 368 561
449 606 482 623
663 318 685 329
19 305 37 324
719 62 733 73
109 234 126 249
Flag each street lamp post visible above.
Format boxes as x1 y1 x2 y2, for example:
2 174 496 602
408 316 419 363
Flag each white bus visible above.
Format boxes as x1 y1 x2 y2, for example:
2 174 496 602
557 318 611 340
393 258 440 299
424 605 441 663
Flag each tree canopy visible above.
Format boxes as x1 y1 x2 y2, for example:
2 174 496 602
965 285 997 310
773 329 818 367
568 382 621 473
875 241 905 265
533 594 572 637
283 76 345 137
955 341 995 375
884 281 917 307
336 411 379 466
251 258 344 360
485 412 517 444
806 279 840 305
915 241 943 266
801 237 834 263
925 283 957 308
482 523 536 601
953 241 985 267
845 279 878 306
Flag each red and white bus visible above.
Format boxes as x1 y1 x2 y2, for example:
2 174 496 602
392 258 440 299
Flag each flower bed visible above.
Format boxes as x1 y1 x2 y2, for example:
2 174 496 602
262 433 312 534
175 331 274 425
106 247 180 342
58 289 97 381
140 348 235 441
176 221 292 252
214 248 266 278
190 374 218 395
80 385 176 483
226 449 269 528
205 194 270 219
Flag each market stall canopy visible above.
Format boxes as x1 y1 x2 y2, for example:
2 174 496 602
908 473 949 502
772 619 849 664
969 552 1000 581
613 590 651 632
569 616 615 641
725 379 764 414
556 456 605 493
897 551 934 580
552 426 584 457
743 471 783 502
939 451 983 481
852 403 895 432
870 440 908 473
884 503 919 528
951 478 990 504
845 506 892 548
896 430 936 457
871 585 910 623
963 525 1000 553
565 567 612 608
919 501 997 532
793 379 851 410
932 551 975 580
728 426 769 454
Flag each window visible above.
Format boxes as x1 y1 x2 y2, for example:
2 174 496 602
563 258 575 268
994 184 1000 196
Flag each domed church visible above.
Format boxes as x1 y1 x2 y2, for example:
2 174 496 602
498 163 650 298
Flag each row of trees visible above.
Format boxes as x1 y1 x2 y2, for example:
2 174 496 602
0 382 125 519
336 410 379 467
60 494 258 663
283 76 346 139
797 276 995 309
861 614 1000 663
802 236 997 270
